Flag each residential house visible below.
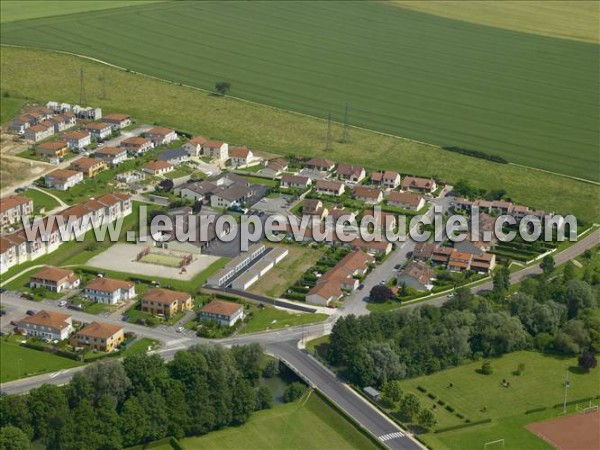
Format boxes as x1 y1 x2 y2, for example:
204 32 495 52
337 164 365 182
412 243 437 261
183 136 208 157
82 277 136 304
470 253 496 273
158 148 189 165
203 140 229 161
35 141 69 159
447 251 473 272
306 282 343 307
305 158 335 172
44 169 84 190
1 234 28 274
401 176 437 193
9 115 34 134
24 123 54 142
329 207 356 223
46 114 75 133
371 170 401 189
350 238 393 256
63 131 92 150
362 209 397 231
141 288 192 317
353 186 383 204
199 300 244 327
261 158 287 177
95 147 128 165
145 127 178 146
387 191 425 210
229 146 253 167
16 310 73 341
431 246 455 266
397 261 435 291
102 113 131 130
29 266 80 292
83 122 113 140
71 157 108 177
70 322 124 352
280 174 311 190
73 106 102 120
302 199 327 219
210 184 252 208
143 160 174 176
120 136 154 155
1 196 33 227
314 179 345 196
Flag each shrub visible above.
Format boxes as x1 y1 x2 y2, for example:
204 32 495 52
427 393 436 400
283 382 307 403
417 385 427 393
445 405 455 413
481 360 493 375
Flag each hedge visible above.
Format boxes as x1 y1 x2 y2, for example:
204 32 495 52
417 385 427 393
525 407 547 414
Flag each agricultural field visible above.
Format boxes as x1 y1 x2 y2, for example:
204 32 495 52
394 1 600 43
176 391 380 450
1 2 598 181
1 47 598 223
398 351 600 450
0 0 163 23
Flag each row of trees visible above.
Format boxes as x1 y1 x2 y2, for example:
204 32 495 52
328 258 599 387
0 344 275 450
381 381 435 430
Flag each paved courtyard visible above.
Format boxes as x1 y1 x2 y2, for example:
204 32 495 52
86 243 220 281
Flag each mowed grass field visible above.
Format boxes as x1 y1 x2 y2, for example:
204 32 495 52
2 47 598 223
0 340 82 383
176 391 380 450
399 351 600 450
1 1 598 181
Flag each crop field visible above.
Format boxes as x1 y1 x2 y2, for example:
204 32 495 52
1 2 598 181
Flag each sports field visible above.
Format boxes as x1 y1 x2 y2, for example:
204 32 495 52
2 47 598 224
398 351 600 450
1 1 598 181
140 253 182 268
527 410 600 450
176 391 379 450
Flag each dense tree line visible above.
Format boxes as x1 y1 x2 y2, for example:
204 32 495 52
0 344 274 450
329 258 599 387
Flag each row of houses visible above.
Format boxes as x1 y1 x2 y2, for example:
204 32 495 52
16 309 124 352
306 250 374 306
0 195 33 228
454 198 549 220
412 242 496 273
176 173 266 209
0 193 132 274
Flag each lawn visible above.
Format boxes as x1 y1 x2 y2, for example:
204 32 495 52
242 175 278 188
1 48 598 223
249 245 327 298
1 2 598 182
0 340 81 383
396 351 600 449
240 304 328 335
0 95 27 123
140 253 182 268
21 188 61 212
177 391 380 450
121 338 159 357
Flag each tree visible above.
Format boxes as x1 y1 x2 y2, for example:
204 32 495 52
123 353 167 394
81 359 131 404
381 380 403 405
120 397 151 448
231 379 256 425
399 393 421 421
578 351 598 371
231 343 263 382
562 262 576 283
417 409 436 431
283 382 307 403
26 384 69 441
565 280 597 319
540 255 555 277
214 81 231 96
255 385 273 411
158 178 174 192
481 360 493 375
262 359 280 378
0 426 30 450
492 266 510 300
369 285 394 303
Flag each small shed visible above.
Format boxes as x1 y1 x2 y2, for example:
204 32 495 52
363 386 381 400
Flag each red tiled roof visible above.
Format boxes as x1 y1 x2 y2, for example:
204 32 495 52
200 300 243 317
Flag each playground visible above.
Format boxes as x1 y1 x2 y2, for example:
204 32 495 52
86 243 219 281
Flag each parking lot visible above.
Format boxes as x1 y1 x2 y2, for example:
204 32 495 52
252 196 292 214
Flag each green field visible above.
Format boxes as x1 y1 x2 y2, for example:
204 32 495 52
1 47 598 223
0 0 164 23
0 340 82 383
1 2 598 181
397 351 600 450
240 305 328 335
21 188 60 212
140 253 182 268
176 391 380 450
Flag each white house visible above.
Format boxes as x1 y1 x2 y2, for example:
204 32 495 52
44 169 84 190
144 160 174 176
229 146 253 167
102 113 131 130
145 127 178 146
84 122 113 140
63 131 92 150
29 266 80 292
280 174 311 189
204 140 229 161
387 191 425 210
16 310 73 341
24 123 54 142
95 147 128 165
82 277 136 305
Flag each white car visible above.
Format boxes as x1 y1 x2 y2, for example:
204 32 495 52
58 300 67 307
176 326 184 333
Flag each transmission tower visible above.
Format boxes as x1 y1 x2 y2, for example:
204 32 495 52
79 67 87 105
342 102 350 143
326 112 333 151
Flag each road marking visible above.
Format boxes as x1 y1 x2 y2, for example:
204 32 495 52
49 370 64 379
379 431 405 441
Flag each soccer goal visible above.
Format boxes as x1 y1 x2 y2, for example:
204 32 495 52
576 400 599 414
483 439 505 450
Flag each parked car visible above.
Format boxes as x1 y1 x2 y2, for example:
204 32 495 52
0 310 6 316
357 284 365 290
394 264 402 269
176 326 184 333
26 310 36 316
58 300 67 307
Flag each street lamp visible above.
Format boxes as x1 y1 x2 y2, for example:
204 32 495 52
562 367 570 414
